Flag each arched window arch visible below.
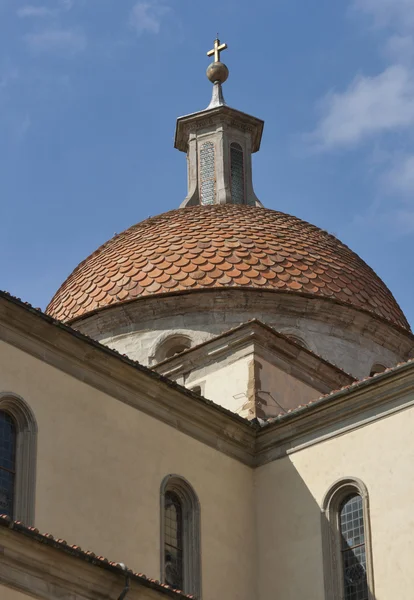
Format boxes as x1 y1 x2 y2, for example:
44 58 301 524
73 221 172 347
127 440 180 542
154 335 192 364
322 478 374 600
230 142 245 204
160 475 201 597
0 394 37 523
369 363 386 377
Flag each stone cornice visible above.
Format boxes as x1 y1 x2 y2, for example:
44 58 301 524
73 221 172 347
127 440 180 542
175 105 264 153
1 292 414 469
74 289 414 360
154 320 355 394
0 293 256 467
255 360 414 465
0 520 191 600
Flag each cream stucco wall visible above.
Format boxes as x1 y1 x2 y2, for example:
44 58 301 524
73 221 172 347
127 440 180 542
255 398 414 600
255 357 320 415
0 340 255 600
0 587 31 600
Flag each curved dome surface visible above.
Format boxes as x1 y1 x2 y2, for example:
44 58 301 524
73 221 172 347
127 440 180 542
46 205 409 330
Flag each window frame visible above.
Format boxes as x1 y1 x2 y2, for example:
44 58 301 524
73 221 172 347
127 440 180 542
321 478 375 600
0 393 37 524
160 474 201 597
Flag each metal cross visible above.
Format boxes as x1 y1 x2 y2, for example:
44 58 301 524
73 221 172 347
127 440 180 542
207 38 228 63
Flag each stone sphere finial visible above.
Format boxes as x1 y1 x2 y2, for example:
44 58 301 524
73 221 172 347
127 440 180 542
206 61 229 84
206 38 229 84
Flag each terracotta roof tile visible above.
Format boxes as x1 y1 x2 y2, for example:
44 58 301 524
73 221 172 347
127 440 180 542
0 515 195 599
46 205 410 330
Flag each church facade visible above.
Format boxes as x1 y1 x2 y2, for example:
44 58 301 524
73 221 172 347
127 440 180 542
1 41 414 600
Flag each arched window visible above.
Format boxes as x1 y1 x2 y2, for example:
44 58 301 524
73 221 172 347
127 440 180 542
154 335 192 364
369 363 386 377
160 475 201 597
230 142 245 204
322 478 374 600
0 411 16 518
200 141 216 205
0 394 37 523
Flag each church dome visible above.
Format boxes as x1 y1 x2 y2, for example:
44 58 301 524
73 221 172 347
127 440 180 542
46 205 409 330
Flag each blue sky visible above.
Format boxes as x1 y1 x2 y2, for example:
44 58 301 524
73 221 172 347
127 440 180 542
1 0 414 328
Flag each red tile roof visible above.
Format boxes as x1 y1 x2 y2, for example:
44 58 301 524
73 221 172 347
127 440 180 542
46 205 409 330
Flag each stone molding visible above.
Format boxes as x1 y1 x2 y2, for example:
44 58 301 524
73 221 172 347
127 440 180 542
74 289 414 362
255 362 414 465
2 293 414 469
174 105 264 154
154 320 355 395
0 293 256 467
0 524 188 600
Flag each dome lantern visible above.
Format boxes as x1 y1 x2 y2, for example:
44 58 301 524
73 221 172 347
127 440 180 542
175 38 264 208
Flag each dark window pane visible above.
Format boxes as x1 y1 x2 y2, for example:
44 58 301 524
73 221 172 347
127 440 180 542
0 411 16 518
165 491 183 590
340 494 368 600
230 143 245 205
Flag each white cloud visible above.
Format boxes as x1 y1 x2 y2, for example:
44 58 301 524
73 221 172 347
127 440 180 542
308 65 414 150
24 28 86 55
353 0 414 30
17 5 54 18
129 1 170 35
385 154 414 195
385 35 414 63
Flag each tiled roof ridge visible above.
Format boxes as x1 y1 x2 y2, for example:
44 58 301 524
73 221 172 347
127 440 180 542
0 290 255 430
260 356 414 428
0 514 196 599
154 317 356 381
45 205 410 330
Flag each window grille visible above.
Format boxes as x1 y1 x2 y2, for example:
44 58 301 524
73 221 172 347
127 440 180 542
340 494 368 600
164 491 184 590
160 475 201 597
0 411 16 518
200 142 216 205
322 479 373 600
230 142 245 204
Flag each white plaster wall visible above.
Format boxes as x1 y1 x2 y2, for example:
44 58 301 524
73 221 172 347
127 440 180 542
93 308 404 380
0 341 255 600
255 399 414 599
173 351 323 416
183 354 252 414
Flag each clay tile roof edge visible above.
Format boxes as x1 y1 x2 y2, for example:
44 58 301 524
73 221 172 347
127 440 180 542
0 515 195 599
154 317 356 381
259 357 414 429
0 290 257 432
